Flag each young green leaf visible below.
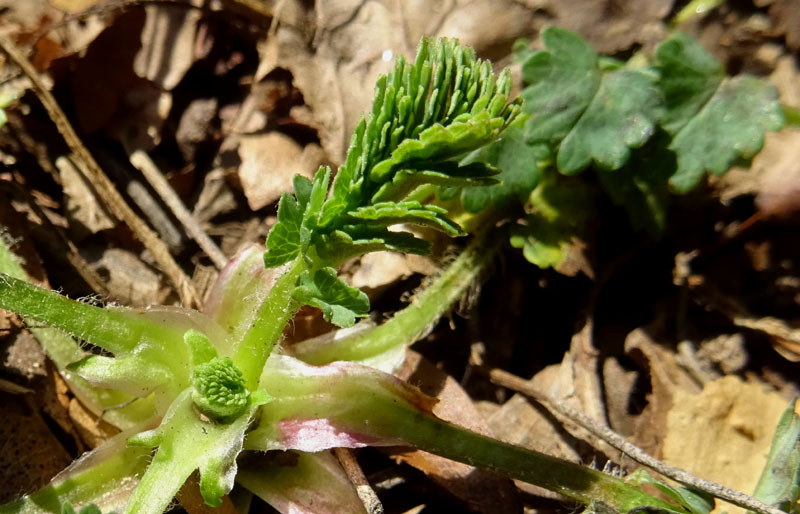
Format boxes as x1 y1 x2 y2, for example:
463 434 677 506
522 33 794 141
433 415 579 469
292 268 370 327
752 399 800 513
521 27 663 174
654 32 784 192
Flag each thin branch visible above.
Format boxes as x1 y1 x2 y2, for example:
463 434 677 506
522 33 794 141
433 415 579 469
334 448 385 514
487 367 786 514
0 35 200 307
129 149 228 269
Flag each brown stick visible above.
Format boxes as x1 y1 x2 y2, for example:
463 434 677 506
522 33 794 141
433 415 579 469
0 36 200 307
488 367 786 514
334 448 385 514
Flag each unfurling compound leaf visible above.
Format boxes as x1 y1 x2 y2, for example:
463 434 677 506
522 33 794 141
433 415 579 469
521 27 663 175
654 32 783 192
292 268 370 327
752 399 800 513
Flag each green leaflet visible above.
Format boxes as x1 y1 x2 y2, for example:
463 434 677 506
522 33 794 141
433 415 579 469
666 75 783 192
292 268 370 327
596 131 676 234
522 27 663 174
627 469 714 514
509 170 593 270
655 32 784 192
654 32 724 135
347 201 464 237
752 399 800 513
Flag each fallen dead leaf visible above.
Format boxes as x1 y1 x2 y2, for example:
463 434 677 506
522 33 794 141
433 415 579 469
56 155 116 237
237 132 321 210
522 0 672 54
349 252 414 294
68 398 119 449
0 394 73 503
662 375 787 514
391 350 522 514
133 4 202 91
85 247 166 307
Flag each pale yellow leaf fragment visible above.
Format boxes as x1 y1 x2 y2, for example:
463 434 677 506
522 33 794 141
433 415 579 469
663 375 787 514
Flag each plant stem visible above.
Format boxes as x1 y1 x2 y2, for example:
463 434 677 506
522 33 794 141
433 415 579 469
400 412 678 512
0 273 183 356
234 257 309 389
296 228 499 365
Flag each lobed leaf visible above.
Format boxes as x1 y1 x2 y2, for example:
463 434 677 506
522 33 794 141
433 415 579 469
521 27 663 175
292 268 370 327
666 75 783 192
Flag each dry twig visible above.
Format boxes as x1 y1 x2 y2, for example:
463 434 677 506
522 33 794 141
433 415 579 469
334 448 385 514
129 149 228 269
488 367 787 514
0 35 200 307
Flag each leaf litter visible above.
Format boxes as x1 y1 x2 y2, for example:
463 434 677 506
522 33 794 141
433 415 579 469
0 1 798 513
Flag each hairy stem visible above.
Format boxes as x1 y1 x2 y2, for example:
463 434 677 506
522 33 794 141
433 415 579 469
296 229 499 365
0 273 183 356
233 257 309 389
401 412 676 511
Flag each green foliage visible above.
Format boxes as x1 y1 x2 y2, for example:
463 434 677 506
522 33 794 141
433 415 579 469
521 27 664 173
292 267 370 327
457 27 783 269
263 37 520 326
627 470 715 514
752 400 800 513
61 504 102 514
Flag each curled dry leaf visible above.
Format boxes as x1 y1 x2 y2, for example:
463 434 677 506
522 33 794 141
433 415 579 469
237 132 323 211
56 155 116 237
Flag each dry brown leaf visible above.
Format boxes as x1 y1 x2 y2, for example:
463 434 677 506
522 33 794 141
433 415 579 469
766 0 800 51
663 375 787 514
49 0 106 13
56 155 116 237
0 394 73 503
349 252 414 294
390 350 522 514
237 132 322 211
68 398 119 449
133 4 202 91
622 329 699 457
522 0 672 54
86 247 166 307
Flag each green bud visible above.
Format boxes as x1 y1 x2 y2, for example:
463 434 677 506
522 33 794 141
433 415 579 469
191 357 249 423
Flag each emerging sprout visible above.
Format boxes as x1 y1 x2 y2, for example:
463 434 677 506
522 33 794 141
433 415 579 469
191 357 249 423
